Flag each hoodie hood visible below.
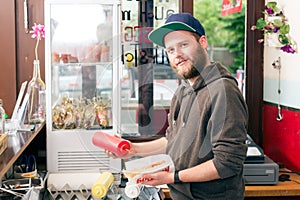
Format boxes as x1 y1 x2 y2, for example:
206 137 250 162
173 62 238 125
192 62 237 92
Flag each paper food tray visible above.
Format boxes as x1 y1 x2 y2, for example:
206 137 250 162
123 154 174 183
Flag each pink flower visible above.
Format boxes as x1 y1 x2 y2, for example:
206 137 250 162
265 6 274 15
280 44 296 54
273 26 280 33
30 23 45 40
257 39 264 43
30 23 45 60
251 25 257 31
265 25 272 31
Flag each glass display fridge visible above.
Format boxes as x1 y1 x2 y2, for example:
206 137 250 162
44 0 180 196
44 0 121 191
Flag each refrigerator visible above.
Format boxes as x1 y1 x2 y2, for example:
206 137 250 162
44 0 122 196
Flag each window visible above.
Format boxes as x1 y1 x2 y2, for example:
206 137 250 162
120 0 179 137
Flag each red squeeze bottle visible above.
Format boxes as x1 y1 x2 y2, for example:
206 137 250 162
92 131 130 157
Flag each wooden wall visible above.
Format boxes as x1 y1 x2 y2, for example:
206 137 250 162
0 1 17 115
0 0 44 117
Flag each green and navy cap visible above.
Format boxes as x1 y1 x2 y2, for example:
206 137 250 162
148 13 205 47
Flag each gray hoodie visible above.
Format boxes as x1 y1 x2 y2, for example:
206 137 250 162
166 63 248 200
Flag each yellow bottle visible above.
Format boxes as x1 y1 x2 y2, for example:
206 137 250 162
91 172 114 199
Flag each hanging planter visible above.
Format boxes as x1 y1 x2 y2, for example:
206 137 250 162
265 32 282 48
251 1 297 54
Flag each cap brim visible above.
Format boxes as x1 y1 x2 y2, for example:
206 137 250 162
148 22 196 47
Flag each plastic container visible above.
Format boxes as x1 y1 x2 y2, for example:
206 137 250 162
92 131 130 157
91 171 114 199
123 154 175 184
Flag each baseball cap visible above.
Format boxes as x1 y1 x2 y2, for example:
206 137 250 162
148 13 205 47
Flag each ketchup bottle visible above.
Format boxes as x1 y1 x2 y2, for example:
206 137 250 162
92 131 130 157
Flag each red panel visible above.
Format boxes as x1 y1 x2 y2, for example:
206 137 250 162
263 104 300 171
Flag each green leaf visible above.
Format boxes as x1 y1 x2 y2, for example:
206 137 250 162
266 2 277 10
280 24 290 34
256 18 266 29
273 19 283 27
278 34 290 45
273 7 280 13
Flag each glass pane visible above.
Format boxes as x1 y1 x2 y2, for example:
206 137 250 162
50 4 114 130
194 0 246 95
120 0 179 137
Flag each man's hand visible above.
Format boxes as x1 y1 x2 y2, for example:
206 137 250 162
104 146 136 159
141 171 174 186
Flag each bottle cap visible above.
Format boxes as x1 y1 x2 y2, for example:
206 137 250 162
91 184 107 199
91 172 114 199
125 184 141 198
120 143 130 152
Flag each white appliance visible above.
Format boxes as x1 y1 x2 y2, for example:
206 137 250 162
44 0 122 192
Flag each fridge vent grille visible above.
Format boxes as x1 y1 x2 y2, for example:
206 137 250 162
57 151 110 172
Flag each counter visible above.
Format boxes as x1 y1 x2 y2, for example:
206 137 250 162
0 122 45 179
162 171 300 199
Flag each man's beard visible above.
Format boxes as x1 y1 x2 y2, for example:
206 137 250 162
170 45 208 80
182 65 200 79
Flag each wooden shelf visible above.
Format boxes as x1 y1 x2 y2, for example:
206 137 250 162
0 121 45 179
245 172 300 197
162 171 300 199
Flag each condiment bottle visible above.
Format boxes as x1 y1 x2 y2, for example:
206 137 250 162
91 171 114 199
125 183 142 198
92 131 130 157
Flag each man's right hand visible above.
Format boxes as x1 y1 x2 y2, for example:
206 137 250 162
104 142 136 159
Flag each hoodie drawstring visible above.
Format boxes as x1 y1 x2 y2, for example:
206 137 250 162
173 86 197 127
174 86 185 122
182 91 196 127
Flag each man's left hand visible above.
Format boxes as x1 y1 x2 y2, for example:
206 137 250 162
141 171 174 186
